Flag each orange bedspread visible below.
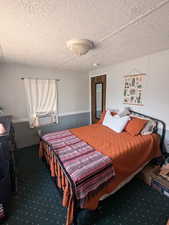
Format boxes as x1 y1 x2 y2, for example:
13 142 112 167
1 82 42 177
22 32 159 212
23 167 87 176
70 124 161 209
40 124 161 225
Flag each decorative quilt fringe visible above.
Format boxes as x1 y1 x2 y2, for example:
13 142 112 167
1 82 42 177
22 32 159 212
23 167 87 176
39 142 74 225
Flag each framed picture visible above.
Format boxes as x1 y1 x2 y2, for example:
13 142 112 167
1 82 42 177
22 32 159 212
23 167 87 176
123 74 144 105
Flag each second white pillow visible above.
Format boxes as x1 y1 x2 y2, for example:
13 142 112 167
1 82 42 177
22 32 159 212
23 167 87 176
103 110 130 133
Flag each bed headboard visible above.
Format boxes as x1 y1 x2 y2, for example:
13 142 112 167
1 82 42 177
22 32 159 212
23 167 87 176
130 110 166 155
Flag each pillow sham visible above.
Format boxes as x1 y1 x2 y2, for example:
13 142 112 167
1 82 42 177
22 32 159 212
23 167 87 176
125 117 148 136
131 114 157 135
103 110 130 133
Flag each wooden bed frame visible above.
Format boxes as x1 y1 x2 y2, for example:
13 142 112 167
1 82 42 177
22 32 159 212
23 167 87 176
40 110 167 225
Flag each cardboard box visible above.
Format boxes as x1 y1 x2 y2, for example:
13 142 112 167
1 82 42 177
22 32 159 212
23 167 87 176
137 164 160 186
138 164 169 198
151 168 169 198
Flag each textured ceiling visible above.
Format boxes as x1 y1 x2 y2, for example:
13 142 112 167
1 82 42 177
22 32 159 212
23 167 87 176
0 0 169 72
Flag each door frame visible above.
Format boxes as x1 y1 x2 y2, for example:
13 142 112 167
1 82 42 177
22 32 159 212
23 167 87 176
90 74 106 124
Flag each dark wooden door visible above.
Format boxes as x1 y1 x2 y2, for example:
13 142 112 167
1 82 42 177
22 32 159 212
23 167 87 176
91 75 106 123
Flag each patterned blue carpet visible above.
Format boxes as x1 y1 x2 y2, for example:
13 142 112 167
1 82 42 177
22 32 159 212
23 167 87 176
2 146 169 225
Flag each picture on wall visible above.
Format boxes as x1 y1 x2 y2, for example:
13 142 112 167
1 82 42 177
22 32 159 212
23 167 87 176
123 74 144 105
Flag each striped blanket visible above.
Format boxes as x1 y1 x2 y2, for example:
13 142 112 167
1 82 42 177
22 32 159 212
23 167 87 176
42 130 115 203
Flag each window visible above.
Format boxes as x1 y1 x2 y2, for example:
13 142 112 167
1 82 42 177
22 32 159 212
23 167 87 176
24 78 58 128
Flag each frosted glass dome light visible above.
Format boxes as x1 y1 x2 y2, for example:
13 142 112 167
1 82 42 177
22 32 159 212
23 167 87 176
66 39 94 56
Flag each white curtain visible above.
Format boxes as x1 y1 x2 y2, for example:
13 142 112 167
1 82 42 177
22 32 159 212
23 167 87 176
24 78 58 128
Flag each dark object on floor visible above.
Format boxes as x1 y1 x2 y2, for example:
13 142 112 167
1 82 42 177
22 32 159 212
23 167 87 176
1 146 169 225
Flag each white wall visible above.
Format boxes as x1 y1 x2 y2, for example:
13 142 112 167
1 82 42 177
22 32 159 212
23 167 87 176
89 49 169 129
0 63 89 122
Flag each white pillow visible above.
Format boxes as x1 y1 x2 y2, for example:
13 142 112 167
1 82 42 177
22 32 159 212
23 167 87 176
117 108 130 117
141 120 156 135
103 111 130 133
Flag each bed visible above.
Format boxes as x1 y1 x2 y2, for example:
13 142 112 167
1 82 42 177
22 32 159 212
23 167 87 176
39 110 166 225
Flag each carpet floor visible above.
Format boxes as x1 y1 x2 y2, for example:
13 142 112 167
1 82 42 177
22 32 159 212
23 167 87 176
2 145 169 225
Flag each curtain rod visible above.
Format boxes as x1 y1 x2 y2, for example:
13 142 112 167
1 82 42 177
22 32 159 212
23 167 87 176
20 77 60 81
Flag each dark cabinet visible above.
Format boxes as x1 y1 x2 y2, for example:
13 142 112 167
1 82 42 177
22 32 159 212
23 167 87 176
0 116 17 220
0 161 11 201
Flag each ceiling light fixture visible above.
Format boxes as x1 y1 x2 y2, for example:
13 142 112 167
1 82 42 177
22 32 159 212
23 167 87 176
66 39 94 56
